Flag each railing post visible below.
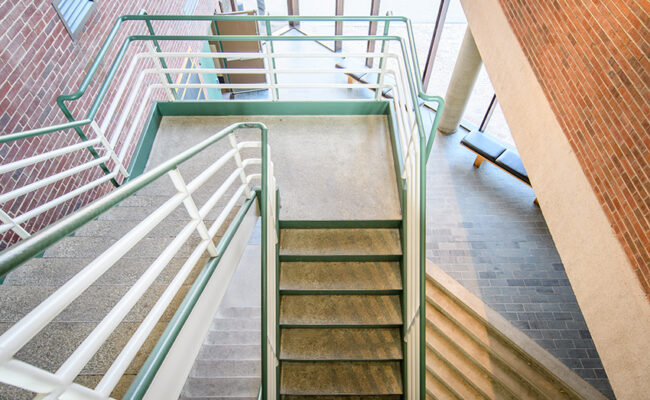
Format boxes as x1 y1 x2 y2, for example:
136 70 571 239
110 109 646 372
334 0 344 52
287 0 300 28
90 121 129 180
141 10 177 99
376 38 389 101
261 127 268 400
167 168 218 257
264 20 280 101
147 42 175 101
365 0 381 67
0 210 30 240
228 133 253 198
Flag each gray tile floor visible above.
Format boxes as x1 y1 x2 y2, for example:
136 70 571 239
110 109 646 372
218 28 615 399
421 108 615 398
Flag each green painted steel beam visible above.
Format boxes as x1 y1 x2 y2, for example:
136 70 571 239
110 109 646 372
279 255 402 262
278 219 401 229
157 100 389 116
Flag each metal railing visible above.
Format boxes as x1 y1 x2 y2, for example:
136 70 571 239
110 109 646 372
0 122 271 399
0 14 444 399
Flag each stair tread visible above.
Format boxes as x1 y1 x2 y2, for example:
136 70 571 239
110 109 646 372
182 376 260 398
281 397 401 400
280 262 402 291
280 361 403 395
280 295 402 326
280 328 402 360
189 360 260 378
279 229 401 256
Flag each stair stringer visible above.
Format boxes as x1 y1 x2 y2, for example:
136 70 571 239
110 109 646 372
425 260 608 400
143 198 260 400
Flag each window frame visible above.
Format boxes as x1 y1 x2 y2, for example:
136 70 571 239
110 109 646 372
51 0 96 40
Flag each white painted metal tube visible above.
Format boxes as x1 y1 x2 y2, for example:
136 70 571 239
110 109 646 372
168 169 218 257
207 184 247 238
0 210 30 239
107 69 150 151
99 52 147 134
136 51 397 60
0 156 110 205
198 169 241 219
95 233 211 396
114 85 153 165
0 138 102 174
0 173 117 236
49 220 201 398
0 192 187 359
185 149 237 193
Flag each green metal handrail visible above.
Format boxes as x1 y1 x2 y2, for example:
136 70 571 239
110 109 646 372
1 15 445 398
123 189 260 399
0 122 268 276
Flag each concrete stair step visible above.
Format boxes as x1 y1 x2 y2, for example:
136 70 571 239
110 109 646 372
189 360 260 379
425 347 484 400
279 295 402 326
425 278 574 398
279 262 401 292
4 255 208 286
281 397 401 400
279 328 402 360
210 318 261 331
41 235 202 258
216 307 261 319
206 330 260 345
0 321 166 376
426 306 547 399
197 344 260 361
425 324 519 400
279 229 401 257
180 397 257 400
425 370 462 400
0 283 188 323
280 361 403 395
181 377 260 398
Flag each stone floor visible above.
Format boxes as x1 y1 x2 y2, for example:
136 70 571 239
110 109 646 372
207 27 615 398
421 108 614 398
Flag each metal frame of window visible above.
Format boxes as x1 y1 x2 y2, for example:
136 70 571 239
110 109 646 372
52 0 96 40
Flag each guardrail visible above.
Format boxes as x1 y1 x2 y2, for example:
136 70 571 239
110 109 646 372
0 122 270 399
0 14 444 399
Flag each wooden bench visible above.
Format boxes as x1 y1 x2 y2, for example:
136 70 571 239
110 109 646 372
460 130 538 205
335 57 395 98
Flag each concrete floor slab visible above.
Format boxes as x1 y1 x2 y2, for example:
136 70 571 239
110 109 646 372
153 115 401 221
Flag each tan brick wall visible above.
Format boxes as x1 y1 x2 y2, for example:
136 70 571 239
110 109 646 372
497 0 650 299
0 0 218 250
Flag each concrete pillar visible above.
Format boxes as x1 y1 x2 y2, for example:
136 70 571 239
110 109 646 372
438 27 483 134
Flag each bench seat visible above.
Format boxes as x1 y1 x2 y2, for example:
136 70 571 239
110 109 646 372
496 149 530 185
461 130 535 203
335 58 395 97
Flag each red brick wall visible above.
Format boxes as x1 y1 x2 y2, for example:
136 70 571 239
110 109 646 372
0 0 217 250
497 1 650 298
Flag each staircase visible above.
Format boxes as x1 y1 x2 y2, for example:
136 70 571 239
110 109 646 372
0 188 211 399
278 225 404 398
424 262 608 400
181 306 261 400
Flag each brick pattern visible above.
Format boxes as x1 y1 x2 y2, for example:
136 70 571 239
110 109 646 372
0 0 217 250
496 1 650 299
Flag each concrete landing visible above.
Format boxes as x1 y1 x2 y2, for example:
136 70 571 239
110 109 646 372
153 115 401 221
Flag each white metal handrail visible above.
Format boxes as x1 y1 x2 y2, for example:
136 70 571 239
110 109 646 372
0 34 421 248
0 126 268 399
0 22 430 398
